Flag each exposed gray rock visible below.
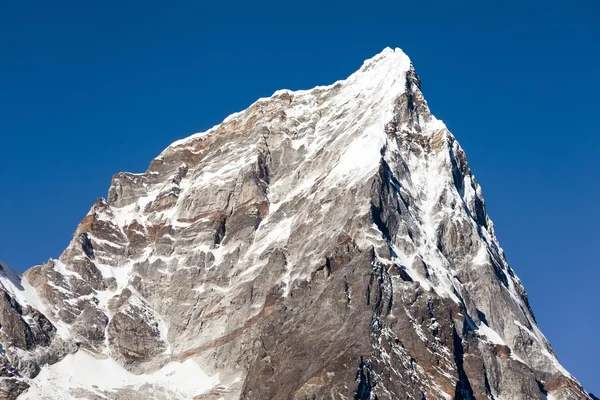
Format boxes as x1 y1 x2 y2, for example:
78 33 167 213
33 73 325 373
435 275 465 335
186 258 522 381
107 299 168 371
0 261 76 386
0 378 29 400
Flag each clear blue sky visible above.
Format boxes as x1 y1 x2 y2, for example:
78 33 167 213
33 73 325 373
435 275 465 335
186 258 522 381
1 0 598 393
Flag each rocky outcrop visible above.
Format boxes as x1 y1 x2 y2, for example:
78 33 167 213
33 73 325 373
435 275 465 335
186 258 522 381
0 47 592 399
0 262 76 398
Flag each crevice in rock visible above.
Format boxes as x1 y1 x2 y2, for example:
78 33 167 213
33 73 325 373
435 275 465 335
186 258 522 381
518 297 538 325
214 215 227 246
343 276 351 305
387 284 394 315
371 203 392 244
448 145 466 198
224 191 234 217
536 380 548 399
473 196 488 230
315 257 332 279
373 270 383 316
354 357 376 400
476 309 488 326
370 263 393 317
490 259 509 288
392 265 413 282
447 140 490 236
483 365 493 399
370 159 405 259
452 326 475 400
79 233 95 259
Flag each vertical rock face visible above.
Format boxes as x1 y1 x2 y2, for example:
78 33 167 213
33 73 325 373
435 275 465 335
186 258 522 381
0 48 592 399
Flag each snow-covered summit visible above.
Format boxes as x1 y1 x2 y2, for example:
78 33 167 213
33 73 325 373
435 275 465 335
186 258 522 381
168 47 419 151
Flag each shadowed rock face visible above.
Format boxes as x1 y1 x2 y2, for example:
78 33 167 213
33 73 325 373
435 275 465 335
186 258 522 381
0 48 591 399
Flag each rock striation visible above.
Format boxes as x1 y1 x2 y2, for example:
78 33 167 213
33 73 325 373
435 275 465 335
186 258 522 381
0 47 591 399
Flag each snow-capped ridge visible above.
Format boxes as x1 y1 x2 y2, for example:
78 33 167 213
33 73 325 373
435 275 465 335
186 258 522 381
165 47 413 151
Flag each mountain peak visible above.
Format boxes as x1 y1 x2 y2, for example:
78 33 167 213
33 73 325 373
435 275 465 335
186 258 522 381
360 46 410 68
273 46 413 98
168 47 420 151
349 46 413 92
1 49 591 400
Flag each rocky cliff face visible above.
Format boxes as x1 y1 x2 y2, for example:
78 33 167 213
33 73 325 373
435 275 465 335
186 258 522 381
0 48 591 400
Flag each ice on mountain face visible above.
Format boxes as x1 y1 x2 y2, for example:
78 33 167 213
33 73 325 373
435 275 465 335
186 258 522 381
0 48 591 400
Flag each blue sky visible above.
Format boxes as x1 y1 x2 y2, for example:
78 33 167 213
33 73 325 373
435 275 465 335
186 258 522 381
1 0 598 393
